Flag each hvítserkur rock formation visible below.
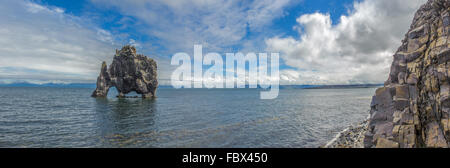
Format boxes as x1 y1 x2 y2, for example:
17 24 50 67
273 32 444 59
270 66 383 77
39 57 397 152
91 45 158 98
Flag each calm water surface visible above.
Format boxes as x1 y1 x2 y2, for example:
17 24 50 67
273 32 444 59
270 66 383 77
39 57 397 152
0 87 376 147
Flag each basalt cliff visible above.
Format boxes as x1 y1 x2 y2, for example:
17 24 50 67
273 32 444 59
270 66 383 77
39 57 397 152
325 0 449 148
365 0 449 148
91 45 158 98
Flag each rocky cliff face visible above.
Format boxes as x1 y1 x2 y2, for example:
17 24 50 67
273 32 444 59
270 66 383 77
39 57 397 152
365 0 449 148
91 45 158 98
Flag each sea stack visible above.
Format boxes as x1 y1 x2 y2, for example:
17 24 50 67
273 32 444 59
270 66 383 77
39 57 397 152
91 45 158 98
365 0 449 148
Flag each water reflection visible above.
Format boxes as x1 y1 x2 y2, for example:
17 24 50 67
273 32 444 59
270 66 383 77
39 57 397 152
94 98 157 147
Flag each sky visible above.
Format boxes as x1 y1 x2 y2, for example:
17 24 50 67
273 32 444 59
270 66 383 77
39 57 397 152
0 0 427 85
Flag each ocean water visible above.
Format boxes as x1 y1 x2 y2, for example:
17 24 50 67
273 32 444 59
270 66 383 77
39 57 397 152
0 87 377 148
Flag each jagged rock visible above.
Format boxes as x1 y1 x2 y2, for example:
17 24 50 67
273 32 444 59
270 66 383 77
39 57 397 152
322 118 369 148
91 45 158 98
365 0 450 148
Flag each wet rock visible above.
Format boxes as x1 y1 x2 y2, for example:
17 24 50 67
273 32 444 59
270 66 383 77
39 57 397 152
92 45 158 98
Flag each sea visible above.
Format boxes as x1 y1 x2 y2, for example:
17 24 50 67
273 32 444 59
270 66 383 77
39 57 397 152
0 86 377 148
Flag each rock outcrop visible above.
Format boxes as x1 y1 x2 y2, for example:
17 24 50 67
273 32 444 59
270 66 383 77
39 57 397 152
323 119 369 148
364 0 450 148
91 45 158 98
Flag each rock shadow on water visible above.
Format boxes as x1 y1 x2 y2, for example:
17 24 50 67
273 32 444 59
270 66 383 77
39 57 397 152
93 97 159 147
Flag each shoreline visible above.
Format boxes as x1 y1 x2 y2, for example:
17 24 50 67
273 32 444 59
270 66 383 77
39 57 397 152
322 115 369 148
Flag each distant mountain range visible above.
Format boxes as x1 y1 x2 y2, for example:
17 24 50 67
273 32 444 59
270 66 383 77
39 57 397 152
0 82 383 89
0 82 96 88
300 84 383 89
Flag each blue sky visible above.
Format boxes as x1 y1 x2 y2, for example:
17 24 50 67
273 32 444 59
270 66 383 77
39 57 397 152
38 0 357 51
0 0 426 85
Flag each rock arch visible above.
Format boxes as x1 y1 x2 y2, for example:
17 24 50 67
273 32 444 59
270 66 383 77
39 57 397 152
91 45 158 98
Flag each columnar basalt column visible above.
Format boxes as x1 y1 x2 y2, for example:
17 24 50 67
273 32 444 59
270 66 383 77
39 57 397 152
365 0 450 148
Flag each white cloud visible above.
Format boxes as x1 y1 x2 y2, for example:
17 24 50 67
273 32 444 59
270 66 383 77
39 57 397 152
0 0 430 86
89 0 295 54
0 0 117 83
25 1 64 14
267 0 426 85
86 0 296 85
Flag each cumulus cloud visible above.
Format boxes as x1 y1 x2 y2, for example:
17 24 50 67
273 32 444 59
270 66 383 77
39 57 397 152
0 0 430 86
85 0 297 86
0 0 117 83
89 0 294 54
267 0 426 85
